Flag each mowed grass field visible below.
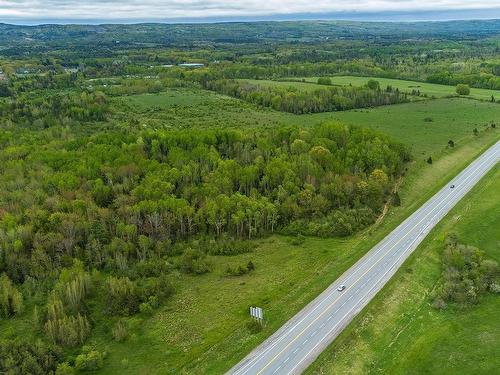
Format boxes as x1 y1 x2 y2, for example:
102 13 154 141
119 88 500 158
299 98 500 157
307 164 500 375
292 76 499 101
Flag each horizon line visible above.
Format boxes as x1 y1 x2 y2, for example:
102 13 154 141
2 8 500 26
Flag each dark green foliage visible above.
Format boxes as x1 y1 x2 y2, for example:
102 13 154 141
473 128 479 136
283 207 376 237
246 319 263 334
448 139 455 147
427 156 433 164
105 276 141 316
205 79 408 114
392 192 401 207
366 79 380 90
225 260 256 277
178 249 211 275
456 84 471 95
433 235 499 309
74 346 106 371
105 275 173 316
0 340 62 375
0 81 11 97
317 77 332 85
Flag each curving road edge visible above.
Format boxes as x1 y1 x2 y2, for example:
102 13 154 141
228 140 500 375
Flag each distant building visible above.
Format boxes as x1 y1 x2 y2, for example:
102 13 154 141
15 68 39 76
178 63 205 68
63 67 79 73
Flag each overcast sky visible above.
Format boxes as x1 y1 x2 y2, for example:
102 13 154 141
1 0 499 23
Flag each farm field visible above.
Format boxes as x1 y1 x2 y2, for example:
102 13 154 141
301 98 500 157
117 89 500 157
307 164 500 375
297 76 500 101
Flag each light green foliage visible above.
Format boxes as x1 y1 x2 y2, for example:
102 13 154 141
433 234 499 308
112 320 128 342
0 273 23 317
56 362 75 375
45 313 91 347
75 346 106 371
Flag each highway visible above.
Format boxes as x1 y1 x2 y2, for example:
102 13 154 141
228 140 500 375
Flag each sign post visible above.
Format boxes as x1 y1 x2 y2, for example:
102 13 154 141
249 306 263 324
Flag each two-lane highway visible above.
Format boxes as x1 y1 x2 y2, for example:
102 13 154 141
228 141 500 375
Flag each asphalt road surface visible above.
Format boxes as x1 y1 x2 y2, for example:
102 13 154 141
228 141 500 375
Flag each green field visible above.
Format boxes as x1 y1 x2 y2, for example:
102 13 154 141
307 164 500 375
297 76 500 101
300 98 500 156
118 88 500 157
241 77 500 101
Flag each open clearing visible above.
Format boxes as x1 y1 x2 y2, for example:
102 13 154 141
293 76 499 101
119 88 500 157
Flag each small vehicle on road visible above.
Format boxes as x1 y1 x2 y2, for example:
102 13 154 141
337 285 346 292
450 184 455 188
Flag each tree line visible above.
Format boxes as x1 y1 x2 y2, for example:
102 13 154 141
203 79 409 114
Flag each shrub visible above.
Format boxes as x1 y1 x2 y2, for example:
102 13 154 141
112 320 128 342
56 362 75 375
75 346 105 371
317 77 332 85
105 276 140 316
246 319 263 334
178 248 211 274
0 273 24 318
392 192 401 207
225 263 255 277
427 156 433 164
367 79 380 90
433 235 499 308
139 301 154 315
456 84 470 95
45 313 91 347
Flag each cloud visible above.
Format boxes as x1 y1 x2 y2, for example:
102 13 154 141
0 0 499 21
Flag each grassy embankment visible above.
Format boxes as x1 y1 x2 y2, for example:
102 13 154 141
307 163 500 375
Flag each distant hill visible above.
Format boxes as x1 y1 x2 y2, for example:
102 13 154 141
0 19 499 53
